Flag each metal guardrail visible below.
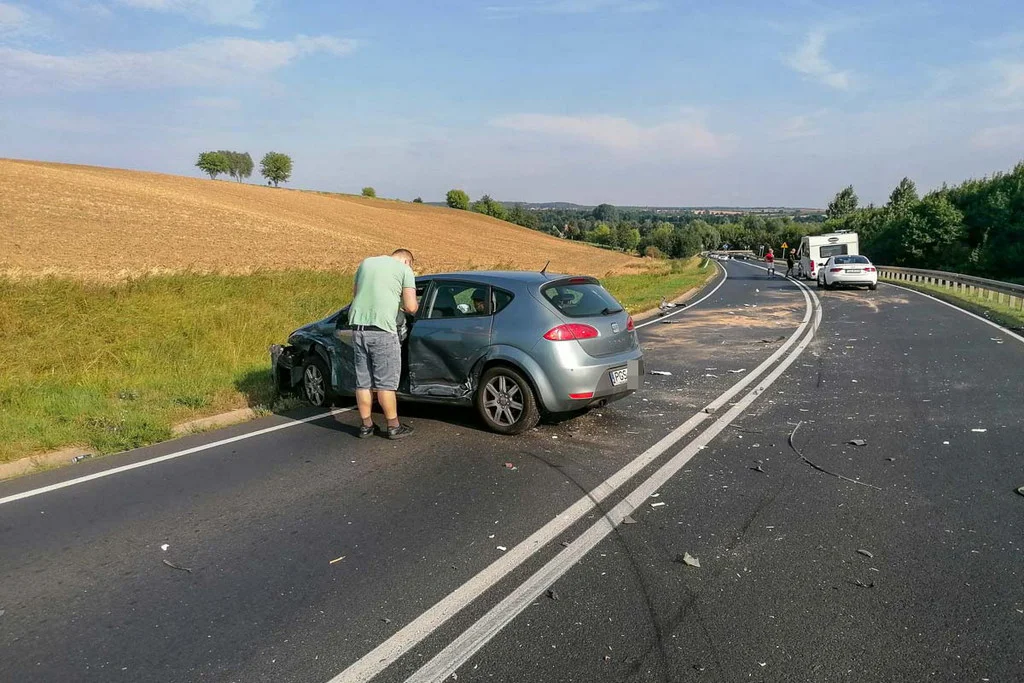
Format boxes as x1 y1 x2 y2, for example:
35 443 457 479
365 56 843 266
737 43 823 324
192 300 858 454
877 265 1024 310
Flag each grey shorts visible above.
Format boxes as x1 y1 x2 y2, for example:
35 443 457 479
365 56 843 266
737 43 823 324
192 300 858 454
353 329 401 391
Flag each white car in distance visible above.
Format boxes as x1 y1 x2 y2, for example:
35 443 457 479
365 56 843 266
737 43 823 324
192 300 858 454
817 255 878 290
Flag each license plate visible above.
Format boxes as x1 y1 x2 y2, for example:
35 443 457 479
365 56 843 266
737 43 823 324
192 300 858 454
610 367 628 386
846 269 861 273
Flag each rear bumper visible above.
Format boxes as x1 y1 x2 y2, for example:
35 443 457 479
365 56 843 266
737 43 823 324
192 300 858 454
270 344 303 392
531 343 645 413
830 273 878 286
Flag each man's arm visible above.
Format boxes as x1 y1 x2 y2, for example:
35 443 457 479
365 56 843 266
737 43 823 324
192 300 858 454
401 287 419 315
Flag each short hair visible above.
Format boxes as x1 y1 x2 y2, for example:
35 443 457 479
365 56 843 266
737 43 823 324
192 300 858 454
392 248 414 263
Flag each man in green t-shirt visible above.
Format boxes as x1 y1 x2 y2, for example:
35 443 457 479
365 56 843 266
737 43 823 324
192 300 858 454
349 249 419 439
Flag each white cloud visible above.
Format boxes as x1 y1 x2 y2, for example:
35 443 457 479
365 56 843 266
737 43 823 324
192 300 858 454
0 35 357 93
971 123 1024 149
778 114 823 140
491 112 734 158
113 0 265 28
786 30 853 90
0 2 45 37
485 0 661 16
992 61 1024 98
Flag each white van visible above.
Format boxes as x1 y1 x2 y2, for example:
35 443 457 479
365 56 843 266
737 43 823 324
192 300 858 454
797 232 859 280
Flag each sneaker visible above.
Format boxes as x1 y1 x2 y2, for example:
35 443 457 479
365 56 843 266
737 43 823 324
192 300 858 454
386 423 414 440
358 424 375 439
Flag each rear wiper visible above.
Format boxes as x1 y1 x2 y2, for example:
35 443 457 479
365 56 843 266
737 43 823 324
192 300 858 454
601 307 624 315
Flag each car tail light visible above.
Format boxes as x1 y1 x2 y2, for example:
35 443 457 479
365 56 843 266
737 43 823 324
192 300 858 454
569 392 594 400
809 260 815 271
865 267 876 272
626 316 635 331
830 268 843 273
544 324 600 341
567 277 590 284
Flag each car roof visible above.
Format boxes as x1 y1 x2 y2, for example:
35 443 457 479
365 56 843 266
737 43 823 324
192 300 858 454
417 270 591 287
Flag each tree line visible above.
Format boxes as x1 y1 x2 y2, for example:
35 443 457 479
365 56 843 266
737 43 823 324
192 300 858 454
195 151 292 187
821 161 1024 282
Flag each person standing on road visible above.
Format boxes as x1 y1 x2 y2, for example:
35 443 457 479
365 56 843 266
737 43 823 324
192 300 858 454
348 249 419 440
785 249 796 278
765 247 775 278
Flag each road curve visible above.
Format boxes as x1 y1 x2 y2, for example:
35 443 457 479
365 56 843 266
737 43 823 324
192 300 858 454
0 259 1021 683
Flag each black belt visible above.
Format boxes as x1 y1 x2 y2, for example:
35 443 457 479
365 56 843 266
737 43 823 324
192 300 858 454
351 324 385 332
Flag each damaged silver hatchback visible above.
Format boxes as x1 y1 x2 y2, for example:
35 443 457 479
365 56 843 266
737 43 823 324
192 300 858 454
271 271 644 434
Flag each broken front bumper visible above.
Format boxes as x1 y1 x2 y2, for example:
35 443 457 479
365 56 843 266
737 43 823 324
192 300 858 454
270 344 304 392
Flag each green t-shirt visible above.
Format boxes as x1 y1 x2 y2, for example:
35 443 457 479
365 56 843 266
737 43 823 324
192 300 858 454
348 255 416 333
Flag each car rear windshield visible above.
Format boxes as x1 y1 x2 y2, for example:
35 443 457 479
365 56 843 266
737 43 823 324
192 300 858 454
819 244 849 259
833 255 869 264
541 282 622 318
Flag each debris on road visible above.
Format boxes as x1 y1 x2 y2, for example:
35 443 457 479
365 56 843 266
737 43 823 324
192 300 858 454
727 368 747 374
72 454 92 464
496 546 507 552
848 439 867 447
857 549 875 559
603 655 612 662
676 553 700 568
160 544 169 552
1016 486 1024 497
887 457 896 462
380 617 392 624
162 559 192 573
703 407 716 414
971 428 988 433
546 589 560 601
852 579 875 589
788 422 882 491
991 338 1004 344
503 462 517 470
749 464 765 473
650 370 672 376
650 502 666 508
943 441 950 445
560 541 571 547
622 515 638 524
329 555 346 565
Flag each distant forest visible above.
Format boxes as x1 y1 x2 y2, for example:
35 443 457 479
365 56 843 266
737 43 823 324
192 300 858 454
461 159 1022 282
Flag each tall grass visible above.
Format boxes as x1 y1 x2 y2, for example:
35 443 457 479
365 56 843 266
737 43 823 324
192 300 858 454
0 260 714 463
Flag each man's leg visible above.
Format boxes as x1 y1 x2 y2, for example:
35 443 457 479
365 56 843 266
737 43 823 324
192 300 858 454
353 331 376 431
376 390 399 428
355 389 374 426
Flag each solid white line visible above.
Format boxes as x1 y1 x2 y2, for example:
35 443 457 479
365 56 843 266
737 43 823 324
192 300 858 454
328 264 812 683
881 281 1024 346
404 277 822 683
0 407 355 506
635 259 727 329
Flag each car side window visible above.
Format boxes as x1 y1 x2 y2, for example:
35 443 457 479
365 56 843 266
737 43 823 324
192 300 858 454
492 288 514 314
426 281 491 319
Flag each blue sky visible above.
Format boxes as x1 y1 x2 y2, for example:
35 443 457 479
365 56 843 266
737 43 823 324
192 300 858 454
2 0 1023 206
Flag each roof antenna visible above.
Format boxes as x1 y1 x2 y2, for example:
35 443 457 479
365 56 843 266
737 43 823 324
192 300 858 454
540 260 550 275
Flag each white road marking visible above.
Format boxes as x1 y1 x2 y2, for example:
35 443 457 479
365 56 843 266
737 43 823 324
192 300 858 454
329 264 814 683
403 276 822 683
635 259 728 329
0 407 355 506
881 282 1024 346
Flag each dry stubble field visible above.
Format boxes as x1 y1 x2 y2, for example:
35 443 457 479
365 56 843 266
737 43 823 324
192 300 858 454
0 158 645 280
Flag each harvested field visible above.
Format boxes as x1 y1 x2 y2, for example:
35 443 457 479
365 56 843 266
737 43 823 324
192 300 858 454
0 159 649 280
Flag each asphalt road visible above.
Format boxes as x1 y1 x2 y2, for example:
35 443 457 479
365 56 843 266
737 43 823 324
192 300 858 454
1 259 1021 683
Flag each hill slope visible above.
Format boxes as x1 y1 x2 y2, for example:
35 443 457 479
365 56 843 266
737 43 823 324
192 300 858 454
0 159 644 280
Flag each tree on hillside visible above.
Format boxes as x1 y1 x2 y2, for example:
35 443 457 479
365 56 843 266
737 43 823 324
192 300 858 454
508 204 539 230
446 189 470 210
216 151 253 182
592 203 618 222
260 152 292 187
614 222 641 253
412 197 423 203
826 185 859 220
471 194 508 220
887 177 919 212
587 223 614 246
196 151 230 180
362 187 376 198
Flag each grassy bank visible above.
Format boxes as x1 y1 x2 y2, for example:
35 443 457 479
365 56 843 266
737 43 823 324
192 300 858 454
0 259 714 464
881 276 1024 330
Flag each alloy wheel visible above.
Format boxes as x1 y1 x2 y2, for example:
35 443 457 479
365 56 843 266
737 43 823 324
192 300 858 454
483 375 524 427
304 365 326 406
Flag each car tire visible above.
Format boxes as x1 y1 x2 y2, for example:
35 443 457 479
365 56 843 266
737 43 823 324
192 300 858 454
476 366 540 435
301 354 332 407
816 277 823 289
868 283 878 290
